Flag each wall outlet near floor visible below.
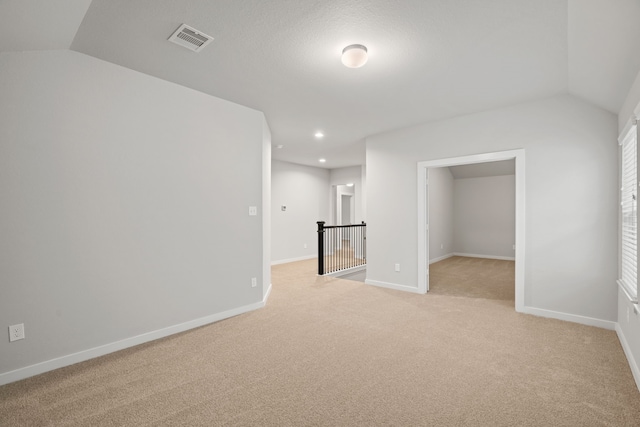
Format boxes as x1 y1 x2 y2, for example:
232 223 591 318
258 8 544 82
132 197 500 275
303 243 307 249
248 206 257 216
9 323 25 342
395 263 400 272
251 277 257 288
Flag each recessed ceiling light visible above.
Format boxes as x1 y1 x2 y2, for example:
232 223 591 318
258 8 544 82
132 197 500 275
342 44 368 68
346 183 354 187
315 132 324 138
319 158 327 163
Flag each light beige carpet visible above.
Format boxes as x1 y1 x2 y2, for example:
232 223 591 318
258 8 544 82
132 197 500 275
1 258 639 426
429 256 515 302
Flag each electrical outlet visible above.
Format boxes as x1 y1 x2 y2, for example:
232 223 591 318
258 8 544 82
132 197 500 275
251 277 257 288
249 206 257 216
395 263 400 272
9 323 25 342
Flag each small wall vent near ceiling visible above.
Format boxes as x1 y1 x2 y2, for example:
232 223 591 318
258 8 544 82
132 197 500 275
168 24 213 52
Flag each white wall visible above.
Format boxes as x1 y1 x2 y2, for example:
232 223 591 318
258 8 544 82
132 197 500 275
617 66 640 390
366 94 618 322
453 175 515 259
428 168 454 262
271 160 330 264
0 50 269 383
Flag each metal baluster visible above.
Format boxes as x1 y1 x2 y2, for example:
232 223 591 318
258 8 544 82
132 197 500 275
317 221 324 275
331 227 335 273
350 226 353 269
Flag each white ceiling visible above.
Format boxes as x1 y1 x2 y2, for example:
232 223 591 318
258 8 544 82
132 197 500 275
0 0 92 51
2 0 640 169
568 0 640 113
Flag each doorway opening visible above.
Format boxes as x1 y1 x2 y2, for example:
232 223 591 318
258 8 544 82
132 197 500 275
428 161 515 303
330 183 366 282
417 149 525 312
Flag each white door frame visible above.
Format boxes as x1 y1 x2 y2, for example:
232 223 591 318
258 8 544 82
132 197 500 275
417 149 525 312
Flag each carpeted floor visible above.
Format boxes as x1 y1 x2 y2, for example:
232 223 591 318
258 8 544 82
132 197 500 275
1 258 639 426
429 256 515 302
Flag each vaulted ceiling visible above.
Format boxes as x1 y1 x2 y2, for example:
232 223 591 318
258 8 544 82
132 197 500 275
2 0 640 168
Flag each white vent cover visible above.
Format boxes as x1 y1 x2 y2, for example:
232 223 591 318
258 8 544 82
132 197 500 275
168 24 213 52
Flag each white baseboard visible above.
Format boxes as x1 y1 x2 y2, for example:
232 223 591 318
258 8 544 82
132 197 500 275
271 255 316 265
0 288 273 386
365 279 424 294
429 253 454 264
263 282 272 301
521 306 616 330
328 265 366 278
616 323 640 392
453 252 515 261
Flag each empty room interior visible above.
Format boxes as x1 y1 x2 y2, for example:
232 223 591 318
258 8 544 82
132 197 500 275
427 160 516 302
3 1 640 425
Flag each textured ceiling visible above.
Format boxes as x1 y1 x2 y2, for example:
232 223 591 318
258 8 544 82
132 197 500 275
69 0 569 168
568 0 640 113
0 0 92 51
2 1 640 169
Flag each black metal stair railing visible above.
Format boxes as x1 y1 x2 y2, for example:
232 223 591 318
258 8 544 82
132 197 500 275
317 221 366 275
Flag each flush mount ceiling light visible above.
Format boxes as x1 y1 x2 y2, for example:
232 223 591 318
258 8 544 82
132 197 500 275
341 44 368 68
319 158 327 163
315 132 324 138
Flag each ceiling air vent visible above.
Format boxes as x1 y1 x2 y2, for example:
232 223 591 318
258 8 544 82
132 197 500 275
168 24 213 52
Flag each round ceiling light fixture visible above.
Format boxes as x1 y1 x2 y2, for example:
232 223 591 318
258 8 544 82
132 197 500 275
341 44 368 68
